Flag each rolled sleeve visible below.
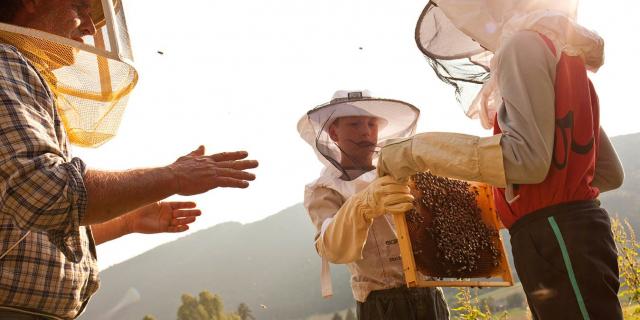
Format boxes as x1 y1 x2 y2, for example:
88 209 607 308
0 44 88 262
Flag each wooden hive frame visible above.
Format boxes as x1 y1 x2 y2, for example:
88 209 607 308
393 183 514 287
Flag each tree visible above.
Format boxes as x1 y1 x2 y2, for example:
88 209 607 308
177 293 209 320
237 303 255 320
331 312 343 320
175 290 243 320
345 308 356 320
199 290 224 319
226 314 241 320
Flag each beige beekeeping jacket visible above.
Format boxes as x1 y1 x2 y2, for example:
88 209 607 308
304 169 407 302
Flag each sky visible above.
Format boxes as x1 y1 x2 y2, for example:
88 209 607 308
75 0 640 269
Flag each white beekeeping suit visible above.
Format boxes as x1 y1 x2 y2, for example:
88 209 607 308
297 90 421 301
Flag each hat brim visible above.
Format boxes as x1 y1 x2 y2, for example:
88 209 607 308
306 98 420 143
91 0 120 28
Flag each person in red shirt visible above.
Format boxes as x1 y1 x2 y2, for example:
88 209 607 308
377 1 624 318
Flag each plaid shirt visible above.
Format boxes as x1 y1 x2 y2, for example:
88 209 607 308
0 44 99 319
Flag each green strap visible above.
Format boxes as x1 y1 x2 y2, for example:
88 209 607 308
548 216 590 320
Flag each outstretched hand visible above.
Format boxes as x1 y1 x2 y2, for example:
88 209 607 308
124 201 201 234
168 146 259 196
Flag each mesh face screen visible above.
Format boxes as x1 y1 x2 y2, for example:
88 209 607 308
0 0 137 147
298 97 420 174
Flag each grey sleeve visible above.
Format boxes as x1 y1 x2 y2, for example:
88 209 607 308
593 127 624 192
496 30 558 185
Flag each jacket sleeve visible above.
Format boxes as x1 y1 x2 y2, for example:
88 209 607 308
593 127 624 192
495 30 558 184
304 186 372 264
378 31 557 187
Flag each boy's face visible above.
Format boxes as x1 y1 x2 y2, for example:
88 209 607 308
329 116 380 168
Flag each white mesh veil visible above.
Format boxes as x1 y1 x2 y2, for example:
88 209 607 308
415 0 603 129
298 90 420 177
0 0 138 147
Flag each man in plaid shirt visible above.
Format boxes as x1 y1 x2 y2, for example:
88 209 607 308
0 1 259 319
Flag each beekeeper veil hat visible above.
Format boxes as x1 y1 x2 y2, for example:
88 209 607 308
0 0 138 147
298 90 420 177
415 0 603 128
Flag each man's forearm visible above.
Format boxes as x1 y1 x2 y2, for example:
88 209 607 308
82 167 176 225
92 216 130 245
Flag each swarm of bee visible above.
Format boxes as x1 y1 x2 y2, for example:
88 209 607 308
406 172 500 278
